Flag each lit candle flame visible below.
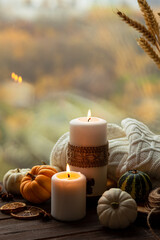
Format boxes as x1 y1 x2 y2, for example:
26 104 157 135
11 72 23 84
87 109 91 122
11 72 15 79
66 164 70 178
14 74 18 82
18 76 22 84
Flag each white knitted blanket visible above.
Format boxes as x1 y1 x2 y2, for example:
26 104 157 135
50 118 160 188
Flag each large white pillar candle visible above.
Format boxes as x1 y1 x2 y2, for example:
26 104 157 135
69 110 108 197
51 169 86 221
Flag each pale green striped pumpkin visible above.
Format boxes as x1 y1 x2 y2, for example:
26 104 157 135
117 170 152 203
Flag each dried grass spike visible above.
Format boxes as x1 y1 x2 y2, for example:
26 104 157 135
117 11 156 45
137 37 160 68
138 0 159 35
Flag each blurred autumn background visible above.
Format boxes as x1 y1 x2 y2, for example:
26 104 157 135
0 0 159 179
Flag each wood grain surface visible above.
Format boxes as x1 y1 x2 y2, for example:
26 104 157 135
0 187 159 240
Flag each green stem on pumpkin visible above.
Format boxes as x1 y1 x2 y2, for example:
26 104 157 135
41 161 47 165
130 170 138 174
27 173 36 181
111 202 119 209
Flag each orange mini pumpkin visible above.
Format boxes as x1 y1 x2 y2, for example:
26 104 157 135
20 165 57 203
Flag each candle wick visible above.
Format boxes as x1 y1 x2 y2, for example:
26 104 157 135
68 173 70 178
88 118 91 122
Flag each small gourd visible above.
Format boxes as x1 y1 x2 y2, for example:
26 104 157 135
20 165 57 203
3 168 30 195
117 170 152 203
97 188 137 229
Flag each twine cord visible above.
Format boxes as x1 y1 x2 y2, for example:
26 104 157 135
147 207 160 240
145 188 160 240
68 143 108 168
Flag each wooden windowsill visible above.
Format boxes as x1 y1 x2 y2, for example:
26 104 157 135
0 184 159 240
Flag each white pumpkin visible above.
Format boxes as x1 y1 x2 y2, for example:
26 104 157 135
97 188 137 229
3 168 30 195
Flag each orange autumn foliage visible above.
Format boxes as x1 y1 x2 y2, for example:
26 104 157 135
20 165 57 203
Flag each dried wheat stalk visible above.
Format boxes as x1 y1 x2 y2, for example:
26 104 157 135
138 0 159 36
117 0 160 69
138 38 160 68
117 11 156 45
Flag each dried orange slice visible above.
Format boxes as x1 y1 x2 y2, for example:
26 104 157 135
11 206 43 219
0 202 26 214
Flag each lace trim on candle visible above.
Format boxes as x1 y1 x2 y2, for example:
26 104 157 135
68 143 108 168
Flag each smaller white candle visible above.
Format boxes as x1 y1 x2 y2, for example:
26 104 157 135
51 165 86 221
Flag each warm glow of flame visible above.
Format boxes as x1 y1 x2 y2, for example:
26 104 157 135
66 164 70 178
66 164 70 172
11 72 15 79
18 76 22 84
87 109 91 121
11 72 23 84
14 74 18 82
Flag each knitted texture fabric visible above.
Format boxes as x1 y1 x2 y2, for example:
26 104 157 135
108 137 129 181
50 132 69 172
50 118 160 188
120 118 160 188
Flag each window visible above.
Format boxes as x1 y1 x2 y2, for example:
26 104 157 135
0 0 159 179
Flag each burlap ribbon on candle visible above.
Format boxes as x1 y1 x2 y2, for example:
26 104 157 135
68 142 108 168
